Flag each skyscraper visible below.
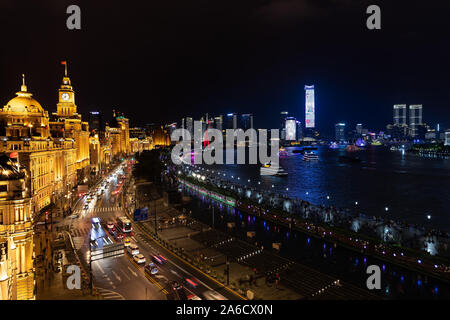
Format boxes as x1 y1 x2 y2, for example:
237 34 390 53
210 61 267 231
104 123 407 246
240 114 253 130
186 117 194 139
214 115 223 132
409 104 423 137
285 117 297 141
445 130 450 146
296 120 303 140
280 111 288 140
89 111 103 131
356 123 363 136
393 104 407 126
305 85 315 128
226 113 237 130
335 123 346 142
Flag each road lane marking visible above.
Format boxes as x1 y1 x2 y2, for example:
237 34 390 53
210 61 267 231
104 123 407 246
127 266 138 277
120 269 131 280
133 222 246 300
112 270 122 282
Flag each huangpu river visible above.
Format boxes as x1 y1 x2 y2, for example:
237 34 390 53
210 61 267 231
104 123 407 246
197 145 450 232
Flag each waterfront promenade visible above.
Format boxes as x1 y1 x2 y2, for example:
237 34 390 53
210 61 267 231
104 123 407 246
137 191 377 300
169 163 450 286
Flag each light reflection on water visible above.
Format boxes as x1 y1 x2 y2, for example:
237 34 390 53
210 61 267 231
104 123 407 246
199 145 450 231
184 186 450 299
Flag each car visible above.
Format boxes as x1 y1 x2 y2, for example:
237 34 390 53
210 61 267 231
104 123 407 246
187 294 202 300
133 254 146 264
152 254 167 265
83 204 89 210
127 244 139 256
203 290 227 300
124 238 131 247
171 281 188 300
144 263 159 275
183 277 199 289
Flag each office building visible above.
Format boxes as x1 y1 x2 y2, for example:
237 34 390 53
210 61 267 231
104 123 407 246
393 104 407 126
409 104 423 137
226 113 237 131
280 111 288 140
240 114 253 130
335 123 346 142
305 85 315 128
88 111 103 132
285 117 297 141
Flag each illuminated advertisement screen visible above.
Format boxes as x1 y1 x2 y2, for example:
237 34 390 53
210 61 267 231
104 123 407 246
285 119 296 140
305 85 315 128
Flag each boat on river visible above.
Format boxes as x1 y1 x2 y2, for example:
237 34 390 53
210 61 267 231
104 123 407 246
260 162 288 176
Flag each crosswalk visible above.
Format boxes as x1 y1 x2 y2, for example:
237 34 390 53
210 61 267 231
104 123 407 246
73 206 123 215
71 227 92 238
96 287 125 300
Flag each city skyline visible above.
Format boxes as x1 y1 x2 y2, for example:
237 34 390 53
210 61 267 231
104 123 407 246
1 0 450 305
2 1 450 132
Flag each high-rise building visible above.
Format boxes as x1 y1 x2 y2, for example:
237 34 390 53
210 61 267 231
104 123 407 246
214 115 223 132
240 114 253 130
296 121 303 140
409 104 423 137
89 111 103 132
393 104 407 126
305 85 315 128
335 123 346 142
280 111 288 140
226 113 237 130
445 130 450 146
186 117 194 139
285 117 297 141
356 123 363 136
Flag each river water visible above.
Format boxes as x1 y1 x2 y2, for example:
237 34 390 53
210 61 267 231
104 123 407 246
197 146 450 232
182 186 450 299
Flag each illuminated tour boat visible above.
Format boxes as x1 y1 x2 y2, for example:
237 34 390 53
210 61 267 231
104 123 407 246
260 162 288 176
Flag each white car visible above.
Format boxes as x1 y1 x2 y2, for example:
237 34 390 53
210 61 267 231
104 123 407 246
133 254 146 264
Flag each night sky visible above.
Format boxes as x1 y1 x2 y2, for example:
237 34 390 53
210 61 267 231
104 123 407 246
1 0 449 135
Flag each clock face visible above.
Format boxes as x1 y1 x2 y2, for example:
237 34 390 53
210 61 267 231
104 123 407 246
61 93 70 101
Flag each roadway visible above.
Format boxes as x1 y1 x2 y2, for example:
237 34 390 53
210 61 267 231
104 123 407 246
55 160 241 300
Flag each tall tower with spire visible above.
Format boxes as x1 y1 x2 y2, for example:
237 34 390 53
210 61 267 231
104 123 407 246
56 61 77 117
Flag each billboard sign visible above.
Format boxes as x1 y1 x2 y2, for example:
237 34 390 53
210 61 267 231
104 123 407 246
133 207 149 221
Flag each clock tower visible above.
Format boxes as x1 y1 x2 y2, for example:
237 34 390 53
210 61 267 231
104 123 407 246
56 62 77 117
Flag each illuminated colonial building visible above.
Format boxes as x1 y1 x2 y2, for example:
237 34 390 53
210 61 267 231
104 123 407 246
106 111 132 159
0 75 77 213
0 154 34 300
50 64 90 183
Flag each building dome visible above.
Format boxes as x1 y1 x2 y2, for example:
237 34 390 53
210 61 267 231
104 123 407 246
2 74 44 113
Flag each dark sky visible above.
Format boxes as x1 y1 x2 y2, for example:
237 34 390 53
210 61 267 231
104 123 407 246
1 0 449 135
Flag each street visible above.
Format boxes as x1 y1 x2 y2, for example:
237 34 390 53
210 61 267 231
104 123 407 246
54 161 240 300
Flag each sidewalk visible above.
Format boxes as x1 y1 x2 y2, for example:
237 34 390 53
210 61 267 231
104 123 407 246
34 230 98 300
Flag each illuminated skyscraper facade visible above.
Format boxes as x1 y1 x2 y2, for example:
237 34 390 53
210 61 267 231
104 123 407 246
393 104 407 126
285 117 296 141
305 85 315 128
409 104 423 138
